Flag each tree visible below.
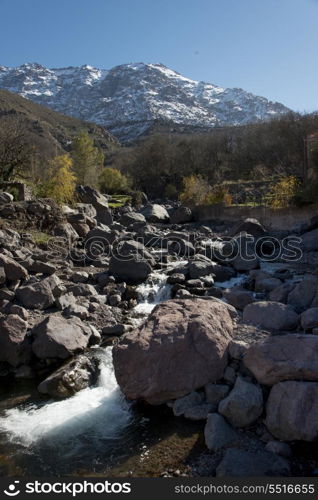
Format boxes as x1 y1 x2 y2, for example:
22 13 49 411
0 118 34 181
38 154 76 204
98 167 130 194
71 131 104 186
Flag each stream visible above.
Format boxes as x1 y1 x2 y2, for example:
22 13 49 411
0 259 206 476
0 258 250 477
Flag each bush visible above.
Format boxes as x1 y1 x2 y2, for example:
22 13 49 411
267 176 300 208
164 183 178 200
37 154 76 205
180 175 231 206
98 168 130 194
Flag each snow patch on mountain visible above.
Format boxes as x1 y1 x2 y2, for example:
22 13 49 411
0 62 290 142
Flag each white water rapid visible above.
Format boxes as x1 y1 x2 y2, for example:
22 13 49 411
0 347 131 448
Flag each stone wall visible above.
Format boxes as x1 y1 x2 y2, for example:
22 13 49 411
0 182 33 201
194 203 318 231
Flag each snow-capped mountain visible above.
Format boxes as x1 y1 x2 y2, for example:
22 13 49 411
0 62 290 142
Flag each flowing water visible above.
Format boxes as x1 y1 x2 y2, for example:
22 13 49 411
0 258 240 477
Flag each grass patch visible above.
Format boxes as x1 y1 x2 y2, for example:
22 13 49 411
20 230 52 245
108 195 131 208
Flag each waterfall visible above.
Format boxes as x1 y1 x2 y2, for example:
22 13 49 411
134 260 188 315
0 347 131 448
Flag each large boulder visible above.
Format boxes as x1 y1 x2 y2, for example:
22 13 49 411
109 240 154 284
53 222 78 243
120 211 146 226
113 298 234 404
216 448 290 477
218 376 263 427
287 274 318 312
269 282 295 303
229 218 267 238
301 307 318 331
265 381 318 441
141 204 170 223
226 234 259 271
16 275 61 310
0 191 14 204
32 315 92 359
0 254 28 282
204 413 239 451
223 288 254 310
0 266 6 285
188 259 214 279
244 334 318 385
170 206 193 225
0 314 31 366
243 301 299 331
76 185 113 225
37 354 98 398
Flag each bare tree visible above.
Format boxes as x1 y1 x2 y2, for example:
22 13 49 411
0 117 34 181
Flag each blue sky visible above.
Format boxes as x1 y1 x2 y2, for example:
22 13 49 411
0 0 317 111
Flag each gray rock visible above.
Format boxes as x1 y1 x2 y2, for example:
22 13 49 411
113 298 234 404
38 355 98 398
205 383 230 405
0 314 31 367
170 206 192 224
223 366 237 384
243 301 299 331
68 283 98 297
244 334 318 385
76 185 113 225
204 413 239 451
223 288 254 310
108 294 121 306
167 273 186 285
229 218 267 238
53 222 78 242
287 274 318 312
0 254 28 281
216 448 290 477
269 282 295 303
64 304 89 319
0 191 14 203
141 204 170 223
9 304 29 321
212 264 236 282
301 307 318 331
229 340 249 360
0 266 6 284
172 391 204 417
32 315 92 359
218 376 263 427
120 212 146 226
189 259 214 279
56 292 77 310
102 324 127 336
16 275 61 310
255 277 282 293
71 271 89 283
301 227 318 251
265 441 292 458
265 381 318 441
184 403 215 420
25 260 56 275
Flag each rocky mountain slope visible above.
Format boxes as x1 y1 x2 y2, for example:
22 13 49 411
0 89 118 160
0 62 290 142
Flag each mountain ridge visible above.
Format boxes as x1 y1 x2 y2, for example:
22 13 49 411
0 62 290 143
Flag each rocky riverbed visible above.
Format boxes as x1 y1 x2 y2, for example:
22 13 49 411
0 187 317 477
